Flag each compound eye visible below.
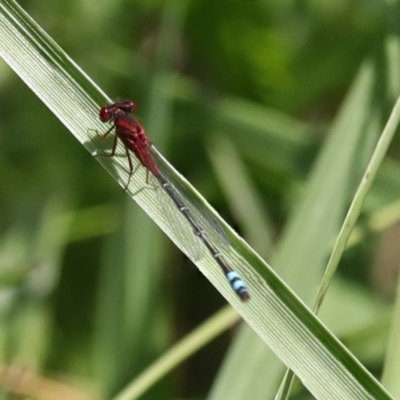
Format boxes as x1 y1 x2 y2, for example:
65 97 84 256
121 100 136 113
99 106 111 122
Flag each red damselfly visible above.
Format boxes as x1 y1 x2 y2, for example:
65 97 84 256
96 100 249 301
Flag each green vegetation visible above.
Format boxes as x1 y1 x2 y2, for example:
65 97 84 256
0 0 399 399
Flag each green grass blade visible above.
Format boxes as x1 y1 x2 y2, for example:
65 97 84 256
208 135 274 258
278 53 400 399
209 61 386 399
0 1 394 399
112 307 239 400
379 27 400 398
314 93 400 314
381 273 400 397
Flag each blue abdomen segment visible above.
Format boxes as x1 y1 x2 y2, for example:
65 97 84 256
227 271 249 301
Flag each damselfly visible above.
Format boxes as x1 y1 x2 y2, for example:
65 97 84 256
96 100 250 301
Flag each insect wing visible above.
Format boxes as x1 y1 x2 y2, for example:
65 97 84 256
149 146 231 258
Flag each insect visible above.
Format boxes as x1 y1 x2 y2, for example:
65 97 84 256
96 100 250 301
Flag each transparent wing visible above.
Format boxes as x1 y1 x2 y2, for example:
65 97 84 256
148 146 231 260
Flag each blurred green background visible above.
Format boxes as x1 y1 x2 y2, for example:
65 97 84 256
0 0 398 399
